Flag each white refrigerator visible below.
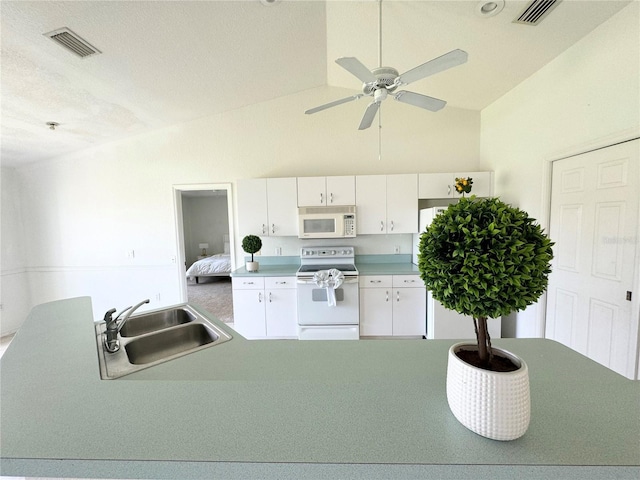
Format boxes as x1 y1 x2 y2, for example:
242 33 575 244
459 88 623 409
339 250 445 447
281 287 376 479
413 207 502 340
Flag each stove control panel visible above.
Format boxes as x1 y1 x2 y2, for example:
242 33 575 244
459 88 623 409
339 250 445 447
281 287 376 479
300 247 354 258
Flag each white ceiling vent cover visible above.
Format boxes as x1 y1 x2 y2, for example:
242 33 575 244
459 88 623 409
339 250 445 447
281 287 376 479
513 0 563 25
44 28 101 58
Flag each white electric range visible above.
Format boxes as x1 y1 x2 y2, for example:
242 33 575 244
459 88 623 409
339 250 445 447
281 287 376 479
296 247 359 340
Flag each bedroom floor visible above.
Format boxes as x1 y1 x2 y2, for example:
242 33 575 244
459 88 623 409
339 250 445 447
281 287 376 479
186 276 234 325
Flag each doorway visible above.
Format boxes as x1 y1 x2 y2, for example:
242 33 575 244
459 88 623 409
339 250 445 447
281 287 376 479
173 184 236 325
545 139 639 379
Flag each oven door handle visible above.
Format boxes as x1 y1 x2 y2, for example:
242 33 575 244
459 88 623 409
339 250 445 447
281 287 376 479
296 277 359 285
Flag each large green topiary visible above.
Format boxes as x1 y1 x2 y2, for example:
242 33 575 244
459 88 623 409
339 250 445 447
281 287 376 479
242 235 262 262
418 196 554 368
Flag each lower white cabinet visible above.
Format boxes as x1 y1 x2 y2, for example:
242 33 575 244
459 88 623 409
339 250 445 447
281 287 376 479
359 275 426 337
232 276 297 339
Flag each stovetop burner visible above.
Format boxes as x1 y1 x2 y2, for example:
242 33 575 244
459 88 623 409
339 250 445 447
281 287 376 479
297 264 357 273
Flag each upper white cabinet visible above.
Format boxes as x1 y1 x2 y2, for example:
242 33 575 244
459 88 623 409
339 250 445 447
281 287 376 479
418 171 493 199
356 174 418 234
297 176 355 207
237 178 298 237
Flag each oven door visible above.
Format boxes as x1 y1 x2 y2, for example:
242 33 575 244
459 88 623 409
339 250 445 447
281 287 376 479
296 277 359 326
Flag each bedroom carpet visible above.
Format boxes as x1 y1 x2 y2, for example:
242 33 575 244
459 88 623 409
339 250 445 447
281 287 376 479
187 277 233 324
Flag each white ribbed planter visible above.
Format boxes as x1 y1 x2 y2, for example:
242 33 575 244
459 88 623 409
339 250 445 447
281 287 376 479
245 261 259 272
446 342 530 441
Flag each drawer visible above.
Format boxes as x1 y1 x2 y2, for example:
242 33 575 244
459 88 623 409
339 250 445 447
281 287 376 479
232 277 265 290
392 275 423 288
359 275 393 288
264 276 296 289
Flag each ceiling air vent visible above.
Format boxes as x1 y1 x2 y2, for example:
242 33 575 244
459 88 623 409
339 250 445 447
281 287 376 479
44 28 101 58
513 0 562 25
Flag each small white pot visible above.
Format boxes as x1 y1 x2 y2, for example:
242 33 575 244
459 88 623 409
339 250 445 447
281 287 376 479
446 342 530 441
245 261 259 272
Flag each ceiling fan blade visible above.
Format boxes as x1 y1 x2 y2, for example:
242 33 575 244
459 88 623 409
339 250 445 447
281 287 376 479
305 94 363 115
358 102 380 130
336 57 377 84
396 49 468 86
393 91 446 112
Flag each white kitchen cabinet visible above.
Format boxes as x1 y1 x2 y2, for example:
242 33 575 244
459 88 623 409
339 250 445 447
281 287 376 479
386 174 418 234
418 171 493 199
237 178 298 236
232 276 297 339
426 291 501 340
297 176 355 207
359 275 393 336
359 274 426 337
355 174 418 234
232 277 267 338
264 277 298 338
391 275 426 336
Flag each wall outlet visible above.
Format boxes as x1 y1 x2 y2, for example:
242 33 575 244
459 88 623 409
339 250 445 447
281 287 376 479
275 247 282 256
126 249 135 259
155 293 161 301
394 246 400 254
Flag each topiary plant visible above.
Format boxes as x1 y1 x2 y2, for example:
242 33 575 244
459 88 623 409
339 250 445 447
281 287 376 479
418 196 554 369
241 235 262 262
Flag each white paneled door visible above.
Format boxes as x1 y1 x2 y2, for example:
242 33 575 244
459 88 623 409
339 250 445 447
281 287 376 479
546 140 639 379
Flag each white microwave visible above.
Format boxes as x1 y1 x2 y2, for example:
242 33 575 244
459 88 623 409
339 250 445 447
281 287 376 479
298 206 356 239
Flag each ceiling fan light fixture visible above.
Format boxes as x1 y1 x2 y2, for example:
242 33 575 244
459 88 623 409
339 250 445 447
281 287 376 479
476 0 505 17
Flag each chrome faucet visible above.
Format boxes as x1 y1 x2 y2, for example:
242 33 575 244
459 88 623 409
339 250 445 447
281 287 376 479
103 299 150 353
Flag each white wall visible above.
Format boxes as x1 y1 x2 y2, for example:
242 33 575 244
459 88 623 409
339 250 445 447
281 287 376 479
1 167 30 335
2 86 481 330
480 2 640 338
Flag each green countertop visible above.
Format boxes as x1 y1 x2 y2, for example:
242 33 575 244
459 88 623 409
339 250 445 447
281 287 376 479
232 260 420 277
1 297 639 479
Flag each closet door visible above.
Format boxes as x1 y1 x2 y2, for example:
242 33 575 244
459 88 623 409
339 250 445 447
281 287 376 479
545 140 639 379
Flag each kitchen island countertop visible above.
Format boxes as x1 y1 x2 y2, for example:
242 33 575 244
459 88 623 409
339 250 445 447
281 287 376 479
1 297 638 479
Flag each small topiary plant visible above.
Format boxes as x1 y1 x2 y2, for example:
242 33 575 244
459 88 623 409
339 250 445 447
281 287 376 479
242 235 262 262
418 196 554 370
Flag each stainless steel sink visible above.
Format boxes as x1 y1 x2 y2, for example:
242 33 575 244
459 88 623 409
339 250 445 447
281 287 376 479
95 305 232 379
125 323 217 365
119 307 194 337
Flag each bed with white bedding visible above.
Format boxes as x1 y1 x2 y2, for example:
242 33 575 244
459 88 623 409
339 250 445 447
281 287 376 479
186 253 232 283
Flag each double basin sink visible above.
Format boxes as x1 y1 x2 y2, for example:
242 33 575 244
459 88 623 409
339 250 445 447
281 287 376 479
95 304 232 379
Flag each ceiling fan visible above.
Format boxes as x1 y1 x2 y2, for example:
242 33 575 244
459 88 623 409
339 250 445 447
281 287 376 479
305 0 468 130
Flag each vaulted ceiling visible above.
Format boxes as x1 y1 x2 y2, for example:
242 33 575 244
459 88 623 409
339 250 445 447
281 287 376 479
0 0 632 166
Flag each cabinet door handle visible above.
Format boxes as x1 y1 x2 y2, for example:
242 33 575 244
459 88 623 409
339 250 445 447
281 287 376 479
276 281 287 285
370 280 382 284
330 192 333 204
258 292 262 303
243 281 254 285
396 291 400 302
271 223 275 234
380 221 384 232
268 292 272 303
404 279 416 284
320 192 324 204
390 220 394 232
448 184 451 196
262 224 266 234
385 291 389 302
